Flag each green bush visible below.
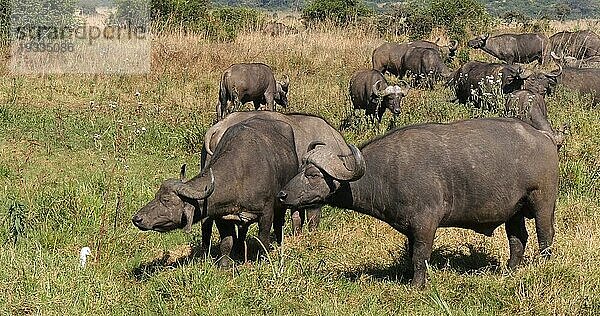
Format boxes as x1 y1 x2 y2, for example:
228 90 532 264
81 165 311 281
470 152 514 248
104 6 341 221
111 0 150 28
10 0 79 38
377 0 490 42
150 0 211 25
302 0 372 26
148 0 263 41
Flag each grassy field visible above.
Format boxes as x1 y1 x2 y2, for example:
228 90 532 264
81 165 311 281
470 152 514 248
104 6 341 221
1 21 600 315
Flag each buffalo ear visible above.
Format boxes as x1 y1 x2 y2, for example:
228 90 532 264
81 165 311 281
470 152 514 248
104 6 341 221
180 164 187 182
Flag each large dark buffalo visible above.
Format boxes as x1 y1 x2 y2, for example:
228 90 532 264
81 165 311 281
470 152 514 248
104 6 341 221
133 117 298 266
449 61 530 106
468 33 547 64
349 69 409 123
402 47 452 88
546 30 600 62
278 118 558 287
526 53 600 105
199 111 352 247
217 63 289 120
372 40 458 77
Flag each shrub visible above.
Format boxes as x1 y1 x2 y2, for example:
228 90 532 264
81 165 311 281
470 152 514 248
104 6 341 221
377 0 490 42
148 0 264 41
10 0 79 30
111 0 150 28
302 0 372 26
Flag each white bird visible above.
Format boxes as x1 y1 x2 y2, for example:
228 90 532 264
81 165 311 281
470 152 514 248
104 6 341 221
80 247 91 268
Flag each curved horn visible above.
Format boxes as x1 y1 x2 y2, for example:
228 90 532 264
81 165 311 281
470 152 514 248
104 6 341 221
546 63 563 78
550 51 563 65
448 40 458 51
345 144 366 181
203 126 220 156
281 75 290 90
176 168 215 200
306 144 365 181
180 164 187 181
372 80 385 96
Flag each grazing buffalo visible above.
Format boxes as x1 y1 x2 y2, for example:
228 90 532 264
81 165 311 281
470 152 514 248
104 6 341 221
133 118 298 267
278 118 558 287
217 63 289 120
372 40 458 77
199 111 353 250
402 46 452 88
449 61 530 106
262 22 298 36
546 30 600 61
349 69 409 123
468 33 547 64
525 53 600 105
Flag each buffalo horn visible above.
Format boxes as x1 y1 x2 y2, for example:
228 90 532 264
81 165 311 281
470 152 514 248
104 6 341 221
306 144 365 181
546 63 563 78
372 80 386 97
281 75 290 89
203 127 218 156
176 168 215 200
448 40 458 51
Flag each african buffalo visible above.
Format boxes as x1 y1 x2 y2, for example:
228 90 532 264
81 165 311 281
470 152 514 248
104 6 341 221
546 30 600 62
468 33 547 64
198 111 353 251
526 53 600 105
217 63 289 120
372 40 458 77
278 118 558 287
133 117 298 267
449 61 530 107
402 46 452 88
349 69 409 123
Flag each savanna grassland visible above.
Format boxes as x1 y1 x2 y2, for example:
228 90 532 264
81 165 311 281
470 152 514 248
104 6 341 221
1 19 600 315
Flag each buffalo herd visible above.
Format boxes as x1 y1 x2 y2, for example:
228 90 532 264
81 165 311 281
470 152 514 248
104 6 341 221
133 28 600 287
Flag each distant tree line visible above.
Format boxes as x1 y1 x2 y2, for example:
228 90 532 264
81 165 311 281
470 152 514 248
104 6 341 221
0 0 597 45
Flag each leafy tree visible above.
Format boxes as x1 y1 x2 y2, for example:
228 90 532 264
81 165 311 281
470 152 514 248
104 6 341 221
302 0 372 25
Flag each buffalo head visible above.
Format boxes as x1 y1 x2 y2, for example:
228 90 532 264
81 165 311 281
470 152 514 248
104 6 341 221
277 142 365 208
499 65 531 93
523 64 562 96
132 166 215 233
468 34 489 49
372 80 410 115
274 75 290 107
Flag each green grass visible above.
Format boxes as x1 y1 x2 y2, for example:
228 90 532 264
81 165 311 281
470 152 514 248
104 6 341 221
1 28 600 315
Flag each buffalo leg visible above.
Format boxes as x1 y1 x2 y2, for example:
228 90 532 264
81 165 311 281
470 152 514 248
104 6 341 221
505 213 528 268
235 225 249 262
264 93 275 111
257 212 274 254
215 219 237 268
531 190 556 259
273 208 285 245
409 226 436 288
306 207 321 231
201 218 213 255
